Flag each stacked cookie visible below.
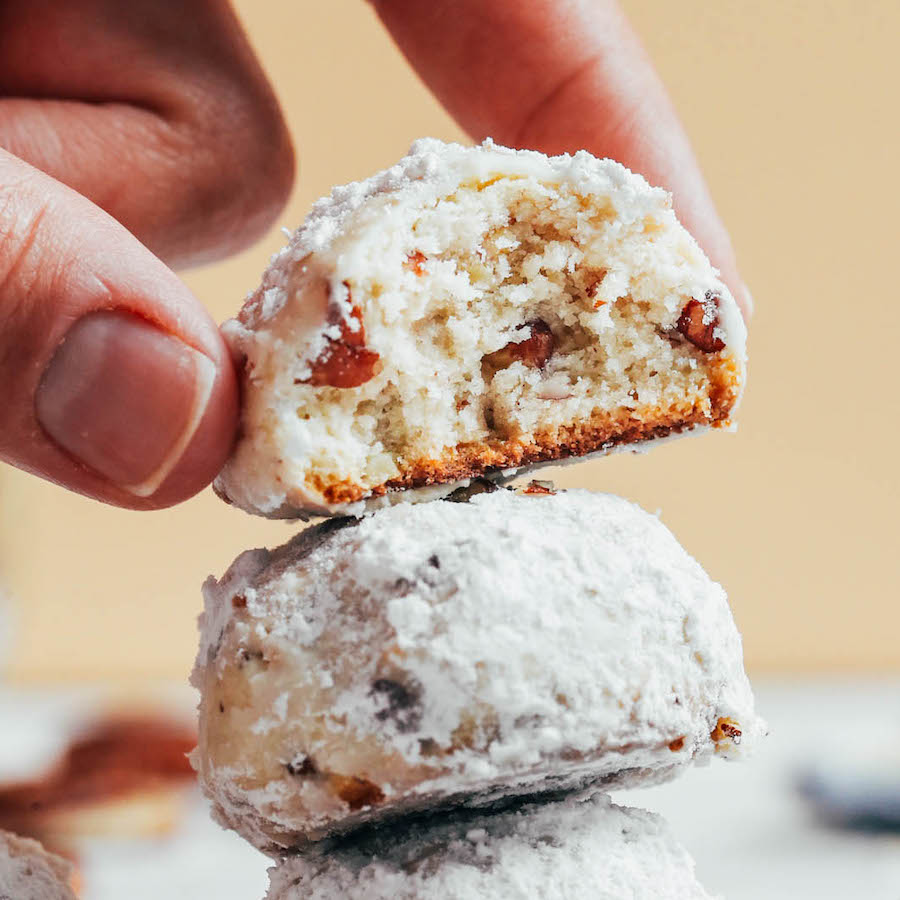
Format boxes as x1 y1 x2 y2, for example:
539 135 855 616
266 794 717 899
194 140 761 897
0 830 77 900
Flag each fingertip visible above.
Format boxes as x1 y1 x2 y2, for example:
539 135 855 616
0 151 242 512
738 282 754 320
705 250 752 324
664 193 750 324
134 329 240 510
33 308 239 511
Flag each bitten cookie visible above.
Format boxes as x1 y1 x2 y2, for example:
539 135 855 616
265 793 714 900
193 489 762 852
215 138 746 517
0 830 76 900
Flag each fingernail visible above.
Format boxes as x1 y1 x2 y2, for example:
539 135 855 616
35 310 216 497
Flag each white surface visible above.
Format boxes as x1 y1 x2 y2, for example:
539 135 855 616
616 679 900 899
79 802 268 900
0 679 898 899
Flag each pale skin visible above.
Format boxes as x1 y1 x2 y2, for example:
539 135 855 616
0 0 749 511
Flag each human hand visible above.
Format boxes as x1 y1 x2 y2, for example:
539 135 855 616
4 0 746 512
0 0 293 509
373 0 752 319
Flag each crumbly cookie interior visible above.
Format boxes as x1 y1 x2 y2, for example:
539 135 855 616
290 177 738 503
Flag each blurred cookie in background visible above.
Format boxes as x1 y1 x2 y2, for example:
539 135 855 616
0 712 197 858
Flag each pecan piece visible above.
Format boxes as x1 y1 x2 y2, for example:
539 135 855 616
299 289 382 388
403 250 427 275
523 479 556 495
445 478 500 503
284 754 317 777
677 294 725 353
585 269 608 308
370 677 423 733
484 319 555 370
329 774 385 811
710 717 742 744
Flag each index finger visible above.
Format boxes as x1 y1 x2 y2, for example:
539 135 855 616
372 0 750 318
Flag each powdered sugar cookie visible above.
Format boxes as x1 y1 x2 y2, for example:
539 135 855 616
0 830 76 900
193 489 761 851
216 139 746 518
265 793 713 900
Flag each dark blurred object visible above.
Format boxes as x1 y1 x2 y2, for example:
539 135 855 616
0 714 196 856
444 476 501 502
797 765 900 832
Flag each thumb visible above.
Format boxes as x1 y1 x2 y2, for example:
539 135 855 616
0 150 238 509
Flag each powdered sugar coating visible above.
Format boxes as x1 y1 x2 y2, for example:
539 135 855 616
265 793 714 900
0 831 76 900
227 139 743 349
193 490 762 851
216 138 747 517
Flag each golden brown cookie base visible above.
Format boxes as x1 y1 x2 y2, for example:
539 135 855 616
313 356 740 507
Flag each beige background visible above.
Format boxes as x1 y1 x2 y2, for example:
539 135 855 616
2 0 897 681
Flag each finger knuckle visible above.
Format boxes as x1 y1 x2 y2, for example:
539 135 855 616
0 175 53 304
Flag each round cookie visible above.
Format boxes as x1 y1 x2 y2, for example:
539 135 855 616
265 793 715 900
215 138 746 518
193 488 762 852
0 830 76 900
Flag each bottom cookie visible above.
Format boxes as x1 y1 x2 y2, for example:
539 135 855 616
0 830 76 900
265 793 713 900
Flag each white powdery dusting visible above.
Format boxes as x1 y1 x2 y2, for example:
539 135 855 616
192 547 271 687
318 490 758 767
244 138 649 313
265 793 716 900
215 137 748 518
223 136 744 353
195 490 763 848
